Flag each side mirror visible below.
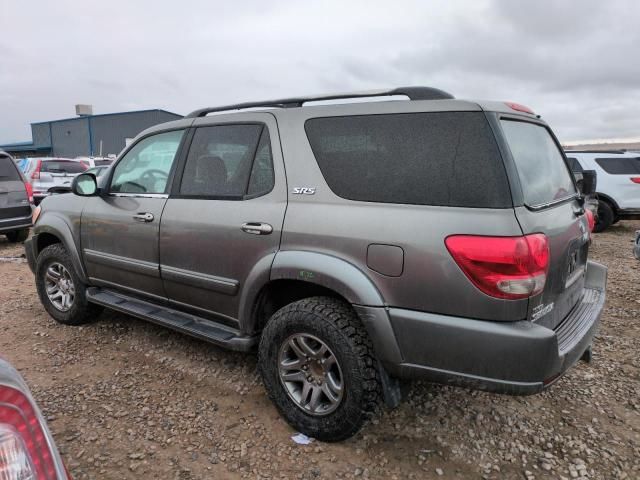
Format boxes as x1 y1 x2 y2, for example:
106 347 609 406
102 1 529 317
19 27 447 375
71 173 98 197
580 170 597 196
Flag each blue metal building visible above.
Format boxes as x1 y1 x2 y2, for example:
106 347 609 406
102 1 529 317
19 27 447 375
1 109 182 158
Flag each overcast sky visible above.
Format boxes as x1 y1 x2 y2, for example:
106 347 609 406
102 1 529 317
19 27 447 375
1 0 639 144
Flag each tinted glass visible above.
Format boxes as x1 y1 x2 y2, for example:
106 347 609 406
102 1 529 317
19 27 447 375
566 157 583 172
0 156 21 180
41 160 87 174
595 157 640 174
305 112 511 207
95 160 112 166
500 120 576 206
247 129 275 196
180 124 264 197
111 130 184 194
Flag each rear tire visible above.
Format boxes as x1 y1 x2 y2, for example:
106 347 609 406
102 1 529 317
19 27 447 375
594 201 614 233
258 296 381 442
5 229 29 243
35 244 103 325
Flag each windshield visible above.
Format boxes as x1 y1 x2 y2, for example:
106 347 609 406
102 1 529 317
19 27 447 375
500 120 576 207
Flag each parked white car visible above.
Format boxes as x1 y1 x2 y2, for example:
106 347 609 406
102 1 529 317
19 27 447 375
18 158 87 204
565 150 640 232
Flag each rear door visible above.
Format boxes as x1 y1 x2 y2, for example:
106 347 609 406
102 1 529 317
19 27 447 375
499 118 589 330
159 115 286 324
81 129 186 300
593 155 640 209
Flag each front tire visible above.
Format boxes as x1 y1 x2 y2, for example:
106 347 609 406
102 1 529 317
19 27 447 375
258 297 381 442
35 244 103 325
5 229 29 243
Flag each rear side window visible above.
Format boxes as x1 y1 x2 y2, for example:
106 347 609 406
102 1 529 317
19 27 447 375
0 155 21 180
305 112 511 208
566 157 583 172
180 124 273 198
500 120 576 207
595 157 640 174
41 160 87 174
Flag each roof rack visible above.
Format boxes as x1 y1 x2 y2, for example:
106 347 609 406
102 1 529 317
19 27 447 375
564 149 627 154
186 86 454 118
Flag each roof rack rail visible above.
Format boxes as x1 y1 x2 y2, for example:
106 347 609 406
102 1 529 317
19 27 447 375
185 86 454 118
564 149 627 154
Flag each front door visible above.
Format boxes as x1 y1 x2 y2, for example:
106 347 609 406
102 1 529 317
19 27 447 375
81 129 185 300
159 116 286 324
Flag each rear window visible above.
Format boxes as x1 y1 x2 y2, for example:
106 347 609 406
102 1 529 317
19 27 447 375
595 157 640 174
305 112 511 208
0 155 21 180
41 160 87 174
94 160 112 166
500 120 576 207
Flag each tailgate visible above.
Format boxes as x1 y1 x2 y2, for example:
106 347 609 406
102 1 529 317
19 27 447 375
515 203 589 329
500 118 589 329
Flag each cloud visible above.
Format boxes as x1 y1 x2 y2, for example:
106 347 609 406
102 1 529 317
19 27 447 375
1 0 638 144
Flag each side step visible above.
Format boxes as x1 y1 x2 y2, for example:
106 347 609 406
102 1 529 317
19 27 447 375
86 287 257 352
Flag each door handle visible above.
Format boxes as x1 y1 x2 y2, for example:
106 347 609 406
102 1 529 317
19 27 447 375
133 212 154 223
241 222 273 235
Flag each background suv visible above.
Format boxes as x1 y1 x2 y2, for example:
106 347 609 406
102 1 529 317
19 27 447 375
565 150 640 232
25 87 606 441
0 150 32 242
19 157 87 204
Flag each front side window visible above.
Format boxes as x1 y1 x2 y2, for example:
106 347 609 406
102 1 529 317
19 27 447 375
180 124 273 198
500 120 576 207
110 130 184 194
566 157 583 173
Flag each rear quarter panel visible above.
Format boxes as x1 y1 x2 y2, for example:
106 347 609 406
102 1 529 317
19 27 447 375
275 103 528 321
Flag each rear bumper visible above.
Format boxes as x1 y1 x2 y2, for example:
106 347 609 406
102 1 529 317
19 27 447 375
0 214 32 234
357 261 607 395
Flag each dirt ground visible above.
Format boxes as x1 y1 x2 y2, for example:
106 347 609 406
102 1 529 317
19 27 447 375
1 222 639 480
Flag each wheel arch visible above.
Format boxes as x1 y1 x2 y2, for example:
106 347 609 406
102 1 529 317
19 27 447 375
33 216 87 283
596 193 619 212
240 251 385 332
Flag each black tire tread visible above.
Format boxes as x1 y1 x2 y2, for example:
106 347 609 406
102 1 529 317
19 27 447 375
35 243 102 325
259 296 382 441
5 229 29 243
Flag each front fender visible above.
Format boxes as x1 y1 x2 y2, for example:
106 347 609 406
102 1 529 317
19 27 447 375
270 251 384 306
33 213 87 283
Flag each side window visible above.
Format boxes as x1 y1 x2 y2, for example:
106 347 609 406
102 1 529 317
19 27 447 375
595 157 640 175
566 157 583 173
180 124 272 198
110 130 184 194
247 129 275 196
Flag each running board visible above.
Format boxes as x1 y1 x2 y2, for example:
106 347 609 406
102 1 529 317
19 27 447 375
86 287 257 351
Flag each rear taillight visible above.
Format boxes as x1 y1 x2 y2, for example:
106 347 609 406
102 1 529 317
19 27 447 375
24 182 34 204
30 160 42 180
630 177 640 184
0 385 58 479
445 234 550 300
585 209 595 233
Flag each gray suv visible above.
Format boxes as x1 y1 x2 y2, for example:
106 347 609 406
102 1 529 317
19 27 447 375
0 150 32 242
24 87 607 441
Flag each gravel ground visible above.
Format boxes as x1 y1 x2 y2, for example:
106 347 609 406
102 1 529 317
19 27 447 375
1 222 639 480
